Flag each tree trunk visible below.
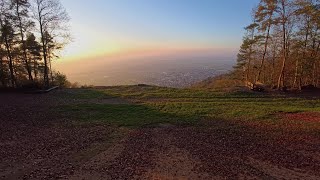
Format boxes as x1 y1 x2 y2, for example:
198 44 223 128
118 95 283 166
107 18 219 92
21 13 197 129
4 37 15 88
271 52 276 88
38 6 49 88
0 17 15 87
246 57 251 82
48 48 54 85
34 59 38 80
0 54 5 87
312 40 320 86
296 19 310 89
246 27 256 83
16 2 33 82
277 1 287 90
293 58 300 89
257 19 272 82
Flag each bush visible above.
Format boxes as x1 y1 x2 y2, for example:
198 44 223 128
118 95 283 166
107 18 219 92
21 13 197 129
19 80 43 89
53 72 71 88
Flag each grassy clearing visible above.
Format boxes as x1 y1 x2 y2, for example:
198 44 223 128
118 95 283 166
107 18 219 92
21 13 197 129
57 85 320 128
59 103 191 127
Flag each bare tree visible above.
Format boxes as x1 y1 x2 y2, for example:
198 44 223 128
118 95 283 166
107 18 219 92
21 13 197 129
31 0 69 88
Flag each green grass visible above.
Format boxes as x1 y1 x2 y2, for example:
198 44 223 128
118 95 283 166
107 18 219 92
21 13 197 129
57 85 320 127
59 103 194 127
59 88 110 99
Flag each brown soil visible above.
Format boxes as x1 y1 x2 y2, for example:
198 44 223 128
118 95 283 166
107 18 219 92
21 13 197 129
1 90 320 179
281 112 320 123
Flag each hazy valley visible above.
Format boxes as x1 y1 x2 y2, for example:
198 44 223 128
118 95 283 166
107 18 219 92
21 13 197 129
56 54 235 87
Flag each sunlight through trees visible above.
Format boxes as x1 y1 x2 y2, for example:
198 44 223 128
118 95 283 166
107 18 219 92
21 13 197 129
0 0 69 88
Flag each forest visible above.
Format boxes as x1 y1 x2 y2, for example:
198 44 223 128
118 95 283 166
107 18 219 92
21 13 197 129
0 0 69 89
236 0 320 90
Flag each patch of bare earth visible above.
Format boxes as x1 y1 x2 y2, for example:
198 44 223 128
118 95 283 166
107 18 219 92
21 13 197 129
68 123 320 179
281 112 320 123
143 128 211 180
0 91 117 179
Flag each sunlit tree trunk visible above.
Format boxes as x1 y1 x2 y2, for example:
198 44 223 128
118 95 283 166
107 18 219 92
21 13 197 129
277 0 288 90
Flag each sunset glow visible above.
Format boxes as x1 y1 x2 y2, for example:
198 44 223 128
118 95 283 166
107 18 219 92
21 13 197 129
57 0 258 64
47 0 262 86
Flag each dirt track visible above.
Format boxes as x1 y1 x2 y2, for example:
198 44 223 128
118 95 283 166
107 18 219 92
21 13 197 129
1 91 320 179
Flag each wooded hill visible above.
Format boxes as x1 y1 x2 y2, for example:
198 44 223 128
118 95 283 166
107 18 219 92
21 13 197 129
0 0 69 89
235 0 320 90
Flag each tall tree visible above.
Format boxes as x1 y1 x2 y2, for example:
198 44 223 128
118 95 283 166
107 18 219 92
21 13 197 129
0 16 16 87
44 31 56 84
255 0 278 82
276 0 290 89
0 43 6 86
25 32 41 80
237 0 320 90
237 23 259 82
11 0 34 82
31 0 69 88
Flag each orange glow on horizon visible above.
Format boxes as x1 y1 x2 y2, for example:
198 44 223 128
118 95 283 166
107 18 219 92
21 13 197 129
58 45 236 64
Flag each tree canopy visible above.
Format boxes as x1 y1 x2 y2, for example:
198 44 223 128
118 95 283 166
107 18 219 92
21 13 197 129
235 0 320 90
0 0 69 88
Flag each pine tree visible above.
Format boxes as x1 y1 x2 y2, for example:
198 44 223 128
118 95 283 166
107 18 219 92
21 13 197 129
12 0 34 82
255 0 278 82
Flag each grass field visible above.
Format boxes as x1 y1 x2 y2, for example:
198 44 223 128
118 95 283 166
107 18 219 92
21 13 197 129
2 86 320 179
59 85 320 129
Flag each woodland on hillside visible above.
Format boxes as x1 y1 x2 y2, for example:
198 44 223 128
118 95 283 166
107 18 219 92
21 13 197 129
236 0 320 90
0 0 69 89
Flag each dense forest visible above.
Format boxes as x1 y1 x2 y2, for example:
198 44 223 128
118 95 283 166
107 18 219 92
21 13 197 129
236 0 320 90
0 0 69 89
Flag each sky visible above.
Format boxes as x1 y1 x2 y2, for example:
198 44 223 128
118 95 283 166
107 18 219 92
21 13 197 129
57 0 259 63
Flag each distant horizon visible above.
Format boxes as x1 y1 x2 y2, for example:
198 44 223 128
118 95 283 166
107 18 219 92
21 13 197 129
54 0 259 86
55 52 235 87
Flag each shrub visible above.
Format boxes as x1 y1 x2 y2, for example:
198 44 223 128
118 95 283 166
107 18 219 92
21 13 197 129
53 72 71 88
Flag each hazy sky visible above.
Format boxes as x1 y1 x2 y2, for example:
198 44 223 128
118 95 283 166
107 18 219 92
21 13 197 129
58 0 259 63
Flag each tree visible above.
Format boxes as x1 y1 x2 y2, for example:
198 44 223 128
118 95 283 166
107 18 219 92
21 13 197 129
53 71 70 88
276 0 289 89
0 0 69 89
31 0 69 88
0 18 16 87
236 23 259 82
0 43 7 86
236 0 320 90
25 32 41 79
11 0 34 82
43 31 62 85
255 0 278 82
